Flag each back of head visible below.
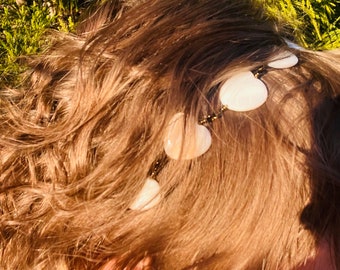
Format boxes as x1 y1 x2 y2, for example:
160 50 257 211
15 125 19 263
1 0 340 269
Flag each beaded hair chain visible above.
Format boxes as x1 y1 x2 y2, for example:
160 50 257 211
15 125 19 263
130 51 299 211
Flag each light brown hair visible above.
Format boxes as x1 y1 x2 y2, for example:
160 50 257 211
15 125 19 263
1 0 340 269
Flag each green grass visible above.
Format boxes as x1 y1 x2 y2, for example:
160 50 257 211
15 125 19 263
0 0 80 85
257 0 340 50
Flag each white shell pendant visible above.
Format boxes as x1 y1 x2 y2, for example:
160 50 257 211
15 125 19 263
219 71 268 112
268 51 298 69
164 112 212 160
129 178 161 211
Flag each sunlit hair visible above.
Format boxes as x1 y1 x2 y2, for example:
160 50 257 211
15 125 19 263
1 0 340 269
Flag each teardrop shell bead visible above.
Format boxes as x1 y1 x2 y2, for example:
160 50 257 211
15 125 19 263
129 178 161 211
164 113 212 160
268 51 298 69
219 71 268 112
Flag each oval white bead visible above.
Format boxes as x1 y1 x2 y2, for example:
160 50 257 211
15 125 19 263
219 71 268 112
284 38 305 51
164 113 212 160
129 178 161 211
268 51 298 69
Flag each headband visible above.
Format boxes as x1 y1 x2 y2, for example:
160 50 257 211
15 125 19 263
130 50 299 211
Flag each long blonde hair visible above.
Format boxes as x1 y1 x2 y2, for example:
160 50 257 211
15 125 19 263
1 0 340 269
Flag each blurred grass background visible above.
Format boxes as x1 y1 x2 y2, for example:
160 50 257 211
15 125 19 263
0 0 339 85
259 0 340 49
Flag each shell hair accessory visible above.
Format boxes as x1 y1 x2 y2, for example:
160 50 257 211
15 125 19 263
130 50 299 211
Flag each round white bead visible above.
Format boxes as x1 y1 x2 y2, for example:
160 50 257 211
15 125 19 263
268 51 298 69
164 113 212 160
129 178 161 211
219 71 268 112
